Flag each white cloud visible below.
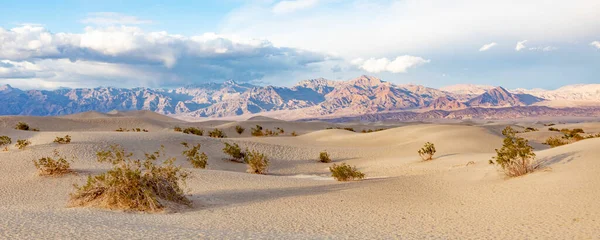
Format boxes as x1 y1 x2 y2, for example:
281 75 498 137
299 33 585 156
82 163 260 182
351 55 430 73
528 46 558 52
515 40 528 51
273 0 319 14
479 42 497 51
591 41 600 49
81 12 152 25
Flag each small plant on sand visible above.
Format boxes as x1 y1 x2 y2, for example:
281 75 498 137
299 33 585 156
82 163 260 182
417 142 436 161
0 136 12 151
329 163 365 181
251 125 264 136
181 142 208 169
544 136 568 148
222 142 245 162
15 122 38 131
244 150 269 174
33 149 73 176
524 127 538 132
235 125 245 135
319 151 331 163
69 145 190 212
489 126 537 177
174 126 182 132
53 135 72 144
208 128 226 138
548 127 560 132
183 127 204 136
291 131 298 136
115 127 128 132
16 139 31 150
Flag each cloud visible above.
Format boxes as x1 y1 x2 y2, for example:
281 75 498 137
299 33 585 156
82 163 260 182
591 41 600 49
351 55 430 73
479 42 497 52
273 0 319 14
81 12 153 25
515 40 528 51
528 46 558 52
0 25 330 88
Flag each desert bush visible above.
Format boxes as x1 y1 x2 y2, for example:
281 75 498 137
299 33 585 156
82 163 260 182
489 126 537 177
69 145 190 212
264 129 278 136
235 125 245 135
15 122 31 131
208 128 226 138
544 136 568 148
33 149 73 176
174 126 182 132
0 136 11 151
319 151 331 163
291 131 298 136
251 125 264 136
329 163 365 181
115 127 128 132
276 127 285 134
417 142 436 161
548 127 560 132
544 123 556 126
222 142 245 162
16 139 31 150
524 127 538 132
181 142 208 169
183 127 204 136
244 150 269 174
326 127 355 132
53 135 72 144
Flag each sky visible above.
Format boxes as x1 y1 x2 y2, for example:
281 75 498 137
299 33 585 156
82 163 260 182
0 0 599 90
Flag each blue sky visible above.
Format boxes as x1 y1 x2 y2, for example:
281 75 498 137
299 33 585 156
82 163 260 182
0 0 599 90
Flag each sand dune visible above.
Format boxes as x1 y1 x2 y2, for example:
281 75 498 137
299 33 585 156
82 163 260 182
1 112 599 239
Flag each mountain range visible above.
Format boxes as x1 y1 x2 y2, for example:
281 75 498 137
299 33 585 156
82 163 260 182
1 76 599 121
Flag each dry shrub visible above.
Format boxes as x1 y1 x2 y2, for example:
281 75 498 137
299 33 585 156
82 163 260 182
235 125 245 135
418 142 436 161
291 131 298 136
33 149 73 176
524 127 538 132
329 163 365 181
183 127 204 136
208 128 226 138
16 139 31 150
548 127 560 132
69 145 190 212
223 142 245 162
174 126 182 132
181 142 208 169
0 136 11 151
15 122 30 130
244 150 269 174
251 125 264 136
319 151 331 163
544 136 568 148
53 135 72 144
489 126 537 177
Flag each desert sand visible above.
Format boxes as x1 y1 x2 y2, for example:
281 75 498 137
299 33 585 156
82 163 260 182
1 111 599 239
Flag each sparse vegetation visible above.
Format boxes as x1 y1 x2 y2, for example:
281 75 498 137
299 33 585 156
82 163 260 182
69 145 190 212
524 127 539 132
174 126 182 132
326 127 355 132
276 127 285 134
208 128 226 138
181 142 208 169
33 149 73 176
548 127 560 132
53 135 72 144
251 125 264 136
0 136 11 151
223 142 245 162
544 136 568 148
417 142 436 161
15 122 38 131
329 163 365 181
489 126 537 177
182 127 204 136
16 139 31 150
319 151 331 163
264 129 279 136
361 128 386 133
544 123 556 126
235 125 245 135
291 131 298 136
244 150 269 174
544 128 598 147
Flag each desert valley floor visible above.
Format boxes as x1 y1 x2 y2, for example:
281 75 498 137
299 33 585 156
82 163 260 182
0 111 599 239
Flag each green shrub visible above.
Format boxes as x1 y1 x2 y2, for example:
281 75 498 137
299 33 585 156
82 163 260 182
319 151 331 163
15 122 32 131
544 136 568 148
181 142 208 169
235 125 245 135
33 149 73 176
417 142 436 161
53 135 72 144
329 163 365 181
208 128 226 138
16 139 31 150
244 150 269 174
69 145 190 212
251 125 264 136
489 126 537 177
0 136 11 151
183 127 204 136
223 142 245 162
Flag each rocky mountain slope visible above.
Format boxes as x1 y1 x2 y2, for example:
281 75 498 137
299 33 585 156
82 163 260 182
1 76 599 120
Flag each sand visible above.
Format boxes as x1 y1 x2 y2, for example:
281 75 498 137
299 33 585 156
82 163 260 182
1 112 599 239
